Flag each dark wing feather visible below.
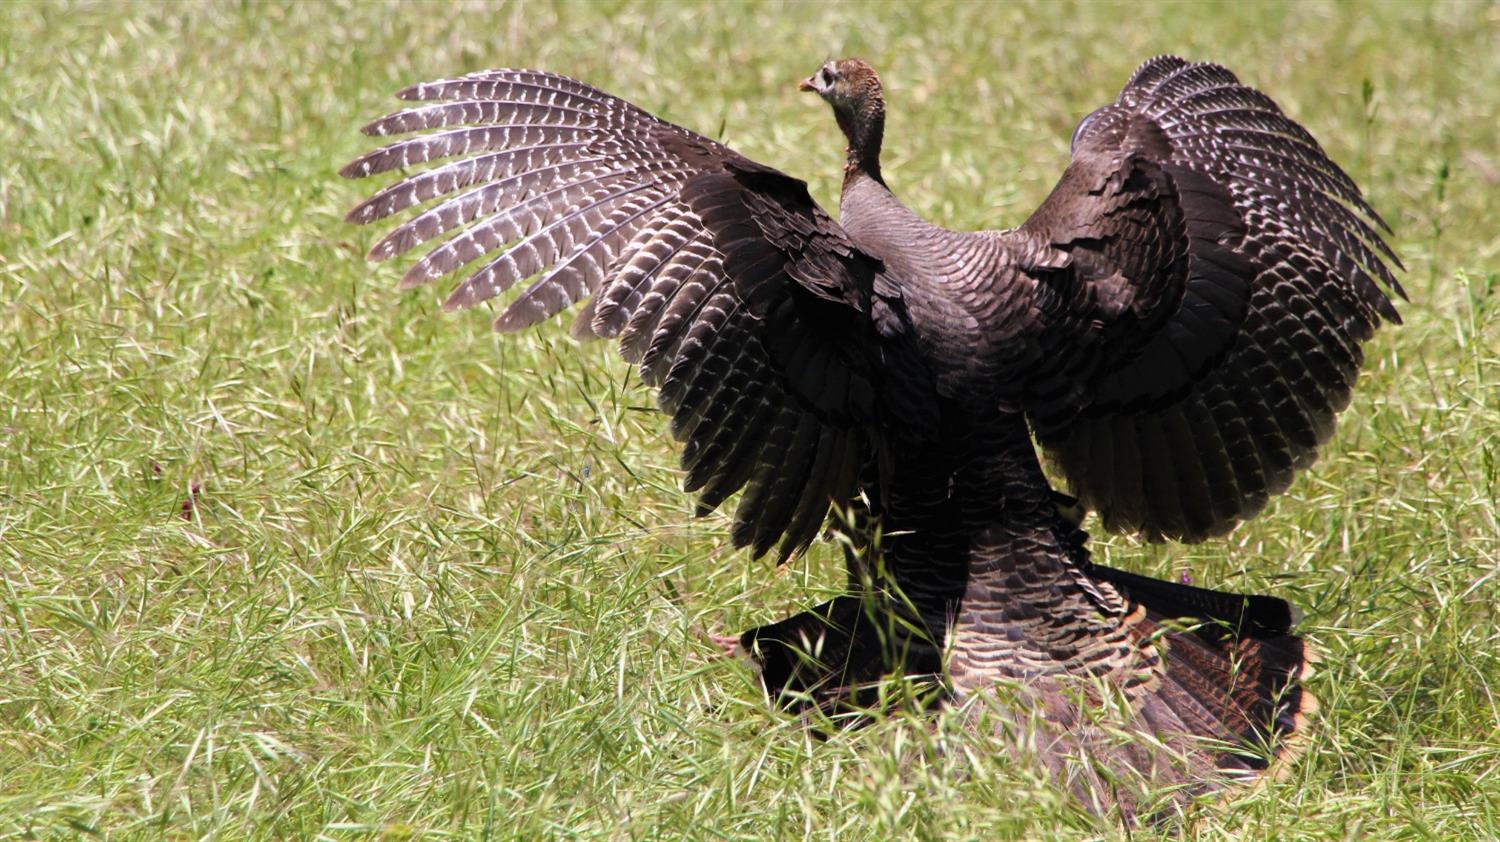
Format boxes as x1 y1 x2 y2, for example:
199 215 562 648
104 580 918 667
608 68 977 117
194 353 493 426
343 69 922 560
1010 56 1401 541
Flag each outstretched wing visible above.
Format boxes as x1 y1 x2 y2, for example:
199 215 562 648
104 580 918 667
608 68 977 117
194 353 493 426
1005 56 1402 541
342 69 931 560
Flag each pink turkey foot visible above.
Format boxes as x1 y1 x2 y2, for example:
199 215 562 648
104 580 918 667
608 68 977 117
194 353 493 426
709 633 743 659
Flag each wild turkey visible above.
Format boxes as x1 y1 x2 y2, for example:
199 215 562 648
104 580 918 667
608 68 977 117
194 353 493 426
341 56 1401 821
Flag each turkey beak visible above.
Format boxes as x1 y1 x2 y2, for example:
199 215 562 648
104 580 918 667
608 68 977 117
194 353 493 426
798 75 818 93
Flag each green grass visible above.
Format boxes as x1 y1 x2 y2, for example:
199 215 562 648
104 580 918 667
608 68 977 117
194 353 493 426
2 0 1497 838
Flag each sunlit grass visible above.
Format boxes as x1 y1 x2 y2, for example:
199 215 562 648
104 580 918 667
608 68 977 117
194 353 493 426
1 1 1497 838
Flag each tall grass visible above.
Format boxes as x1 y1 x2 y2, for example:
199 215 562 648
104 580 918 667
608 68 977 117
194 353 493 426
1 1 1496 838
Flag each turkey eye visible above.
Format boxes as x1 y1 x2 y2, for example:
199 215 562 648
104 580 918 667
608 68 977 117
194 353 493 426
820 68 834 86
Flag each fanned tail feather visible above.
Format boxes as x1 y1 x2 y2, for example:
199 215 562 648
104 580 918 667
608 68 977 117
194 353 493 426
960 562 1315 824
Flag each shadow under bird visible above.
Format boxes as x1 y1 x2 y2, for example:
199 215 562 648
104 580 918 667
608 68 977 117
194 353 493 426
341 56 1401 822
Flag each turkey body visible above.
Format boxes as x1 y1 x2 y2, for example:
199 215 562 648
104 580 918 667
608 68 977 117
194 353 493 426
342 56 1400 823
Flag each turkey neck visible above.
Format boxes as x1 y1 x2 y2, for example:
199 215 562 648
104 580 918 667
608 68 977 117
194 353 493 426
836 97 885 185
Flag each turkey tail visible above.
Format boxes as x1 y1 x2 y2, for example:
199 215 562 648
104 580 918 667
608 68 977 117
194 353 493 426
1058 566 1315 823
950 542 1316 824
1088 561 1303 640
1092 562 1317 784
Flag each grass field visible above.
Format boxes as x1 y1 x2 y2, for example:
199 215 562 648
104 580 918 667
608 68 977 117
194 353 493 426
2 1 1498 838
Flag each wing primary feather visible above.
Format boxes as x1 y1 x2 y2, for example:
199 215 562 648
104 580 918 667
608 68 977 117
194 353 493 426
341 131 595 180
496 190 678 332
362 100 597 137
345 141 600 223
439 178 662 310
359 158 617 261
